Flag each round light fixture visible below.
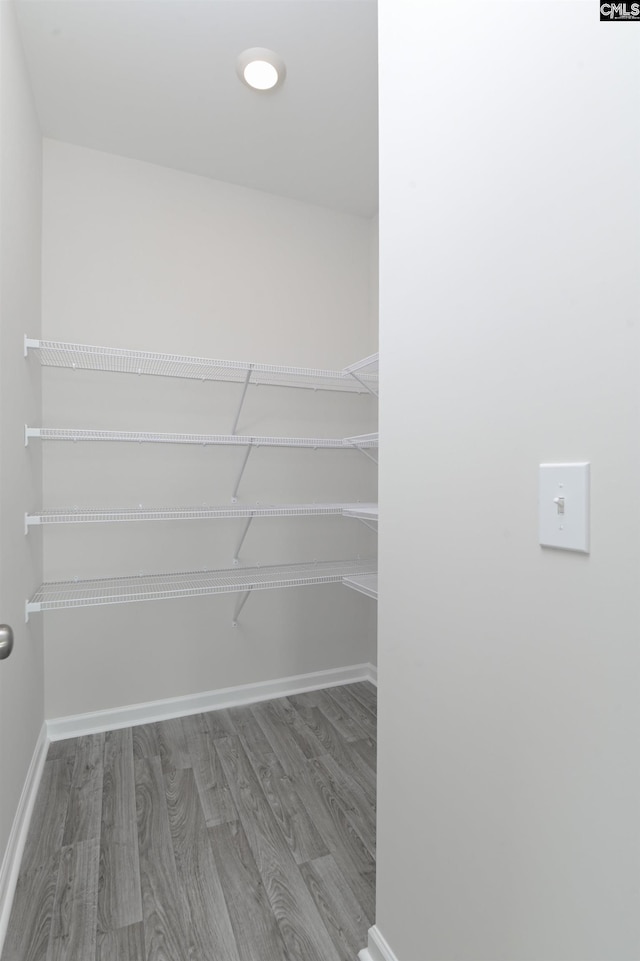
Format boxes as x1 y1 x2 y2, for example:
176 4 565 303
237 48 286 91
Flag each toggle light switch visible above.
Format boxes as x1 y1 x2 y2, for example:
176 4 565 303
539 463 590 553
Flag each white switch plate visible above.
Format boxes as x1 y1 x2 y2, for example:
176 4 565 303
539 462 590 553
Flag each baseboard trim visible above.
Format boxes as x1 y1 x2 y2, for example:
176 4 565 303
0 723 48 956
47 661 378 741
358 926 399 961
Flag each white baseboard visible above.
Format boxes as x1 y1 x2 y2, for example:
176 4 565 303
47 661 378 741
0 723 48 957
358 926 399 961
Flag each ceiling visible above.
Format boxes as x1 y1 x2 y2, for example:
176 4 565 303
15 0 378 218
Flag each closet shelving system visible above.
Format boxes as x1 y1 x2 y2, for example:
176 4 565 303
24 338 379 619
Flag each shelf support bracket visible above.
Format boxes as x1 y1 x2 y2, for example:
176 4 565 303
233 515 254 564
24 335 40 358
355 518 378 533
232 589 252 627
350 445 378 466
231 446 253 502
24 425 40 447
347 372 378 398
231 366 253 435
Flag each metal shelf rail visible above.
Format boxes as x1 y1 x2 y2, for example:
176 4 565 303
24 428 378 500
24 427 379 449
26 557 378 623
342 572 378 600
25 338 379 394
25 502 379 528
25 502 379 564
25 427 379 450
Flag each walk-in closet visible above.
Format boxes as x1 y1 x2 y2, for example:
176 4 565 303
1 2 378 959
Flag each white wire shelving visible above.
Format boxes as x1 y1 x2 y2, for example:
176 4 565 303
342 573 378 600
26 557 378 619
25 338 379 395
343 432 379 466
343 354 379 397
342 504 378 521
24 427 379 450
25 502 379 528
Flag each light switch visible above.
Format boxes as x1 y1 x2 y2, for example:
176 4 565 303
539 462 590 553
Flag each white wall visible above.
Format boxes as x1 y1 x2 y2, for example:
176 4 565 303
0 0 43 867
41 141 377 719
377 3 640 960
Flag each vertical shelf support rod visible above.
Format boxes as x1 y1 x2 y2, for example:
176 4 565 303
233 515 254 564
231 365 253 435
232 589 252 627
231 446 253 502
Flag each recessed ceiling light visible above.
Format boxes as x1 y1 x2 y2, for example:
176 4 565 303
237 48 286 92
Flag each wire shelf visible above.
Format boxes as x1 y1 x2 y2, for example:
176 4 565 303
27 558 378 614
25 338 379 394
343 433 378 447
25 428 377 449
26 503 372 527
343 353 379 397
342 573 378 599
342 504 378 521
344 353 379 376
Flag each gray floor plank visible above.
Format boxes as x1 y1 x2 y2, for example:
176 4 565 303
131 722 160 760
134 756 189 961
153 718 191 774
97 729 142 933
208 820 292 961
295 762 376 922
216 735 343 961
186 731 236 828
351 737 377 774
46 838 99 961
204 707 237 741
178 712 210 739
45 740 78 763
95 923 145 961
300 854 371 961
226 704 274 755
2 855 60 961
62 735 105 847
164 767 241 961
266 696 326 759
307 688 369 742
342 682 377 714
249 749 329 864
232 705 329 861
288 696 375 800
308 755 376 858
251 702 311 778
325 686 377 742
20 760 74 875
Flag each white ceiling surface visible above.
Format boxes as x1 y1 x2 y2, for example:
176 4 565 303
15 0 378 218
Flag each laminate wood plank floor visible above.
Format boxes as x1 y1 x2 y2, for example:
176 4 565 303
2 682 376 961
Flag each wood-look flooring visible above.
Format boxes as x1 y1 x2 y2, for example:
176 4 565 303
2 682 376 961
